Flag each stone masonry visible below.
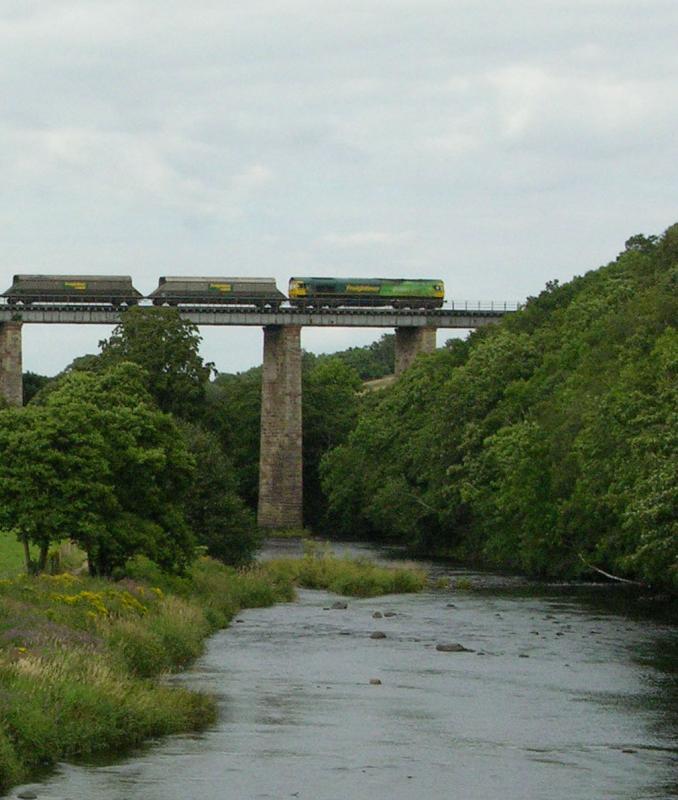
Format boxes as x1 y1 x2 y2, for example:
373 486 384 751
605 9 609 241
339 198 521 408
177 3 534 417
257 324 303 529
394 326 437 375
0 321 23 406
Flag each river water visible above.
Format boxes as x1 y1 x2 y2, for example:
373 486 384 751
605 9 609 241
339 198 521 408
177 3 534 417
11 541 678 800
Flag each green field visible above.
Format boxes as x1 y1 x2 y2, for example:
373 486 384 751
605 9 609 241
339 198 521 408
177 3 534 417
0 531 29 578
0 532 84 578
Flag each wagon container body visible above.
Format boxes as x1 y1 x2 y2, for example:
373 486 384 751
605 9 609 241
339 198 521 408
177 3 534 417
149 276 285 307
1 275 143 305
288 277 444 308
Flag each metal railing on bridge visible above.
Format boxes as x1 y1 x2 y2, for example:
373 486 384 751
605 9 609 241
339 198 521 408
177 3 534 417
448 300 523 311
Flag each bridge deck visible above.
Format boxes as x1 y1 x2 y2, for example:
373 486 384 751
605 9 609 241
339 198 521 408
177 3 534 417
0 305 511 328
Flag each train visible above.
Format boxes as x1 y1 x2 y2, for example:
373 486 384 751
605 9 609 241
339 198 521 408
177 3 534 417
1 275 445 310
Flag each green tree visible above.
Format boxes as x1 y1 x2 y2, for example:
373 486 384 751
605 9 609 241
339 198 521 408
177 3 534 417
22 371 50 404
179 421 260 566
302 358 362 526
0 363 197 576
305 334 395 381
99 307 213 418
204 367 262 509
321 222 678 589
0 404 112 572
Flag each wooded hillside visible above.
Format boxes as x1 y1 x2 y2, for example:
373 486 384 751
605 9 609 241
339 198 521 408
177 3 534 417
321 225 677 590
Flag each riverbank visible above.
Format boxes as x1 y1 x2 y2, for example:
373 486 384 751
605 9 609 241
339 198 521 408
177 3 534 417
26 538 678 800
0 549 426 794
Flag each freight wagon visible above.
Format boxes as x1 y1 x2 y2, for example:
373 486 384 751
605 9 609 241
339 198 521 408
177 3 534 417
1 275 142 306
148 277 286 309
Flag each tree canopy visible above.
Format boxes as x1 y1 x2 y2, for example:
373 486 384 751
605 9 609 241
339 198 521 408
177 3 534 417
0 363 196 575
179 420 260 566
321 223 678 590
98 307 213 418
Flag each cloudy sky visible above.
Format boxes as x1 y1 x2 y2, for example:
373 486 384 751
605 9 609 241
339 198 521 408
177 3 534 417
2 0 676 376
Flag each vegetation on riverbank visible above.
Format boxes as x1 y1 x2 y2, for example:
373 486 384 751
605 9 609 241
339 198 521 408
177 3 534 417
0 550 424 793
266 544 427 596
3 316 260 578
14 309 383 575
322 225 678 591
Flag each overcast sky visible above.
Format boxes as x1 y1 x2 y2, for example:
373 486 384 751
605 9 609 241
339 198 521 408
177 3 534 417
2 0 676 376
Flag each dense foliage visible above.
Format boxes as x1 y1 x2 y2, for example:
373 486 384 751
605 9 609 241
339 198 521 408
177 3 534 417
321 225 678 590
204 353 363 525
98 306 214 418
178 421 260 566
204 367 262 509
5 311 259 574
0 364 196 576
21 371 49 404
310 333 395 380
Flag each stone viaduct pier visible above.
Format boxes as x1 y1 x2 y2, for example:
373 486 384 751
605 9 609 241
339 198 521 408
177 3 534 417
0 305 511 529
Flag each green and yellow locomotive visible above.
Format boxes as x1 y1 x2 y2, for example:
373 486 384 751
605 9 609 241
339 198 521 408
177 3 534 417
288 277 444 309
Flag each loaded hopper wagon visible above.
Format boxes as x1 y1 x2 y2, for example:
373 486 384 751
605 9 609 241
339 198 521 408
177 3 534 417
1 275 142 306
149 277 286 308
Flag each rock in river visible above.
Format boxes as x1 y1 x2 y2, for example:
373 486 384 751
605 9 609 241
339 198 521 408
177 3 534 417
370 631 387 639
331 601 348 610
436 643 474 653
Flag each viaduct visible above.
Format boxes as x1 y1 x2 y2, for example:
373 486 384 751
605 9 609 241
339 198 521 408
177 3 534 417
0 305 511 529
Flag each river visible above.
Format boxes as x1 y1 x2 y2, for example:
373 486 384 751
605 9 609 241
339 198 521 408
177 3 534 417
11 541 677 800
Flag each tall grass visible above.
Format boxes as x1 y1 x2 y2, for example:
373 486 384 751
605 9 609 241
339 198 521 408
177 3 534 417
0 559 294 793
262 543 427 597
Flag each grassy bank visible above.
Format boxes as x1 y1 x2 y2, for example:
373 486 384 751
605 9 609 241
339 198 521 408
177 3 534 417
0 550 425 793
265 545 427 596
